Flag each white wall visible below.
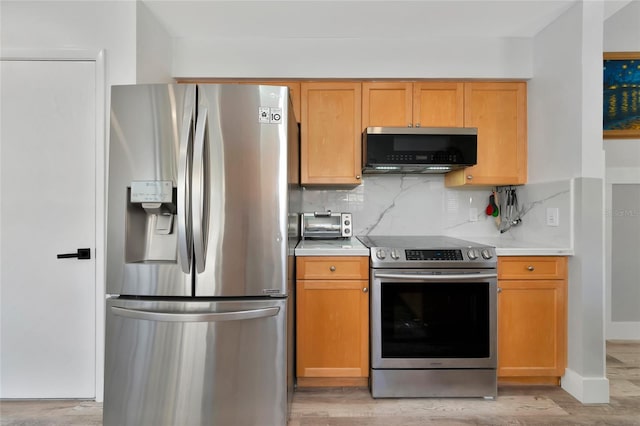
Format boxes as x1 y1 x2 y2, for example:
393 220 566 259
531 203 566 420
604 0 640 51
532 1 609 404
136 1 173 83
0 0 137 85
528 4 584 183
1 0 140 402
603 0 640 340
173 37 532 79
1 0 173 85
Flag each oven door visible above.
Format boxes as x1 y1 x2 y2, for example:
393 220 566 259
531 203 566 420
371 268 497 369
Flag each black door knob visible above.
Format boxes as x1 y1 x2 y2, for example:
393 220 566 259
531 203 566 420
57 248 91 260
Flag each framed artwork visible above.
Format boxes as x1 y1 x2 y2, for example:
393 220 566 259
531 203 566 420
603 52 640 139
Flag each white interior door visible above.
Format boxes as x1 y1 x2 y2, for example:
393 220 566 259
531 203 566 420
0 60 96 398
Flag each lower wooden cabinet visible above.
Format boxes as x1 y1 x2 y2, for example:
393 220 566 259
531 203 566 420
296 256 369 387
497 256 568 384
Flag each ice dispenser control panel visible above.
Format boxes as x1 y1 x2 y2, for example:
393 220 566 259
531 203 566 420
131 181 173 203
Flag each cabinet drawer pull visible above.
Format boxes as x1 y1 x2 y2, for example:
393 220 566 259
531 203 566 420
527 265 535 271
329 265 336 272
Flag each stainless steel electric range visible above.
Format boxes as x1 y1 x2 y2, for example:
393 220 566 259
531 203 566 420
357 235 498 399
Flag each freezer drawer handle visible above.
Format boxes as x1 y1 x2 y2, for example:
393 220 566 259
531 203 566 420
111 306 280 323
57 248 91 260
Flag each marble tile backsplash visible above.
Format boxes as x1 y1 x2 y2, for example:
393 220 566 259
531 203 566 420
300 175 572 248
503 179 572 247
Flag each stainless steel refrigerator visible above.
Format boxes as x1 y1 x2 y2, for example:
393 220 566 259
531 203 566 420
104 84 300 426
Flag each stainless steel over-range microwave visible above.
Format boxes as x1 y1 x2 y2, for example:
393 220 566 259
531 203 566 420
362 127 478 174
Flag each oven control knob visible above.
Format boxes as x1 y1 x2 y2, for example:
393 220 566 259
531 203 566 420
376 249 387 260
467 249 479 260
481 249 493 260
390 249 401 260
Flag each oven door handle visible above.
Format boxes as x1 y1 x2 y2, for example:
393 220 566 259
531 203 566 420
374 272 497 281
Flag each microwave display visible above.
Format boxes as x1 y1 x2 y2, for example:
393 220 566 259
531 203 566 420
394 135 449 152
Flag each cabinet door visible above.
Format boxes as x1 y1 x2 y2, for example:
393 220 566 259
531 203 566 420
296 279 369 379
413 82 464 127
445 82 527 187
497 280 567 378
362 82 413 129
300 82 362 185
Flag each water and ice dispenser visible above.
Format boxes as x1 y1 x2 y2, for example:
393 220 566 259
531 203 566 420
125 181 177 263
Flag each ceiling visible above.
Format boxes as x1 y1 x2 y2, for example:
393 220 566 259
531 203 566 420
141 0 632 40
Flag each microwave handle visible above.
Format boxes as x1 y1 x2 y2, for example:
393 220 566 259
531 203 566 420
314 211 332 217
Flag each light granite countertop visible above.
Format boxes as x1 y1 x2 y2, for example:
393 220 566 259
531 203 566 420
467 237 574 256
294 236 573 257
294 238 370 256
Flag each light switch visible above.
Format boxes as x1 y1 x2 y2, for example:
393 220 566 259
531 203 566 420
546 207 559 227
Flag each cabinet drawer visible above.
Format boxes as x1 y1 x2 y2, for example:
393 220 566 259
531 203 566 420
498 256 567 280
297 256 369 280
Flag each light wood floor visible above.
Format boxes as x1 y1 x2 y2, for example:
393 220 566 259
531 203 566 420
1 340 638 425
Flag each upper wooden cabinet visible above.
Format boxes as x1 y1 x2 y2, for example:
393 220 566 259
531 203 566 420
300 82 362 185
362 82 464 129
445 82 527 187
414 82 465 128
362 82 413 129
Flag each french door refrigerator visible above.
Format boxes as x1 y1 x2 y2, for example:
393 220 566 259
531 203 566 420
104 84 300 426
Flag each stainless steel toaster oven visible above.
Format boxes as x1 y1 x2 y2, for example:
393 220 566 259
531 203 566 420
300 211 352 239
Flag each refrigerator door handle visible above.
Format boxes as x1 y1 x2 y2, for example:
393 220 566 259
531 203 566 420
192 107 208 273
177 88 196 274
111 306 280 322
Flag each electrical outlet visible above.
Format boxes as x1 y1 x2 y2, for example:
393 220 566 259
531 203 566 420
546 207 559 227
469 208 478 222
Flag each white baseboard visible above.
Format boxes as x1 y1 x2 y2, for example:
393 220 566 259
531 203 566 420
561 368 610 403
606 322 640 340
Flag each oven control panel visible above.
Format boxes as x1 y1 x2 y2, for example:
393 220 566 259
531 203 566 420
372 246 495 268
406 249 463 261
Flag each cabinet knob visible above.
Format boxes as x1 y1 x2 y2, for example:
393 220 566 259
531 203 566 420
527 266 535 271
363 287 369 293
415 123 421 128
467 175 473 180
330 265 336 272
497 287 502 293
356 175 361 180
407 123 412 128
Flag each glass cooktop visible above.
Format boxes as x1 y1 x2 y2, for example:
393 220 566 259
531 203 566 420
356 235 491 250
